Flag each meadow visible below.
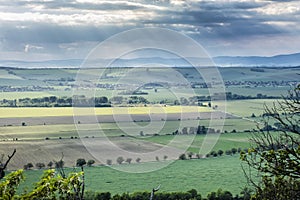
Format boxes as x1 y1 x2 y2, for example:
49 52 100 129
18 155 251 196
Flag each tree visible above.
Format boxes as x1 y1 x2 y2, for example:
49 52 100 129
87 159 95 167
136 158 141 163
241 84 300 199
210 151 218 157
179 153 187 160
54 153 66 178
47 161 53 169
163 155 168 160
106 159 112 165
125 158 132 164
196 154 201 159
217 150 224 156
187 152 194 159
182 127 188 135
207 189 233 200
24 163 33 170
231 148 237 154
155 156 159 161
116 156 124 164
225 150 232 155
76 158 86 167
35 162 45 169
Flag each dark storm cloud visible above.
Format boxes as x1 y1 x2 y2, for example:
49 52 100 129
1 23 128 44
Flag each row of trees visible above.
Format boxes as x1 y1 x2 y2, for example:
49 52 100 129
85 188 251 200
0 95 150 107
22 159 96 170
178 147 243 160
0 91 280 107
172 125 218 135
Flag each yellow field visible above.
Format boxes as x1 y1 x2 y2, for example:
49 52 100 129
0 106 211 118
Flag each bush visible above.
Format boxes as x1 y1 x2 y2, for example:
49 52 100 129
210 151 218 157
116 157 124 164
231 148 237 154
217 150 224 156
24 163 33 170
106 159 112 165
125 158 132 164
225 150 232 155
76 158 86 167
187 152 194 159
35 163 45 169
179 153 187 160
87 160 95 167
47 161 53 168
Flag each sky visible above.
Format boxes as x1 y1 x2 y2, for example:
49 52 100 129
0 0 300 61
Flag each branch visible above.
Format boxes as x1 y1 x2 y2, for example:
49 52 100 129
0 149 16 179
80 166 85 200
150 184 161 200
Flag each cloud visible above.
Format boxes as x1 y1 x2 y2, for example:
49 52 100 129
0 0 300 60
24 44 43 52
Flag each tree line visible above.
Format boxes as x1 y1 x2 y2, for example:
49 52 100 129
0 91 280 107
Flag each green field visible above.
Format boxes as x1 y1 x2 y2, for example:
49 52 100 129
18 155 252 196
215 99 281 118
143 133 252 154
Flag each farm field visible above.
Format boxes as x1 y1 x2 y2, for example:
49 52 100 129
0 106 211 118
0 67 298 102
1 66 297 198
0 117 256 141
18 155 251 196
1 127 255 170
215 99 281 118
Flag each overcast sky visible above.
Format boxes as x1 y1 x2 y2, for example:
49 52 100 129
0 0 300 61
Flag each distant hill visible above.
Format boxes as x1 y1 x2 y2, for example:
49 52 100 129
0 52 300 68
214 53 300 67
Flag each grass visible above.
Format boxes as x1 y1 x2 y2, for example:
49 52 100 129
0 117 256 140
0 106 211 118
18 155 251 196
215 99 281 118
142 133 253 154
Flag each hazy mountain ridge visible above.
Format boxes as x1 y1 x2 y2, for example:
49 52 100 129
1 52 300 68
214 52 300 67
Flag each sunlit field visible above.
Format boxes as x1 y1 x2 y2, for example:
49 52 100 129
0 106 212 118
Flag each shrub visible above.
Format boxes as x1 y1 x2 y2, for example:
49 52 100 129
116 157 124 164
125 158 132 164
106 159 112 165
217 150 224 156
35 163 45 169
179 153 187 160
87 160 95 167
76 158 86 167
